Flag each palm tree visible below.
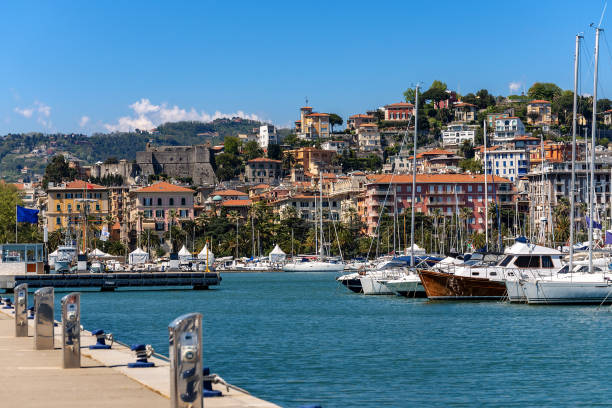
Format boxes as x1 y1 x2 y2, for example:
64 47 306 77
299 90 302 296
460 207 473 252
168 209 176 252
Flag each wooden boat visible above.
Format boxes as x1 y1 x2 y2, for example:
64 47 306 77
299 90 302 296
417 269 507 300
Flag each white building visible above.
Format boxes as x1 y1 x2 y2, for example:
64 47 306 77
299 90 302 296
357 124 381 152
484 148 530 182
442 123 477 147
321 140 350 153
493 117 525 145
258 125 278 149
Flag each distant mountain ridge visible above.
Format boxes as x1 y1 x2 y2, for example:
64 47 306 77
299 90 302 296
0 118 270 181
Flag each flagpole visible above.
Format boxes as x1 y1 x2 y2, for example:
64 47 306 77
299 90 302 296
15 205 17 243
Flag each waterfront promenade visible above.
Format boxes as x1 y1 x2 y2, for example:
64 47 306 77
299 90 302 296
0 305 278 407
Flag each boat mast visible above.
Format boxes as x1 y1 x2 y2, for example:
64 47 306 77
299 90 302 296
410 84 419 266
569 33 582 273
483 119 488 250
320 173 324 258
589 27 601 272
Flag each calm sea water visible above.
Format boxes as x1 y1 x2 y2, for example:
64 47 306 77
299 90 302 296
40 272 612 407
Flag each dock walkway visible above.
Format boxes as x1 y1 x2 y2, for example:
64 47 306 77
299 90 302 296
0 306 278 407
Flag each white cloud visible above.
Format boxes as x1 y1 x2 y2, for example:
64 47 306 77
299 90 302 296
509 81 522 93
79 116 90 127
14 107 34 118
104 98 261 132
14 100 52 129
36 101 51 117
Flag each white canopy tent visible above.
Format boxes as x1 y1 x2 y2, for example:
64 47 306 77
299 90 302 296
269 244 286 263
90 248 109 258
197 244 215 266
178 245 192 263
48 249 59 267
128 247 149 265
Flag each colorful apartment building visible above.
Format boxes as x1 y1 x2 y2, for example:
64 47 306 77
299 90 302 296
295 107 330 140
129 182 195 235
46 180 109 233
356 123 382 152
526 100 556 127
364 174 514 235
244 157 283 185
492 117 526 145
347 114 375 130
384 102 414 121
453 102 477 122
285 147 336 173
486 113 510 129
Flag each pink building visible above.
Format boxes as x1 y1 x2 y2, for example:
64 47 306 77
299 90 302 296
130 181 195 234
364 174 514 235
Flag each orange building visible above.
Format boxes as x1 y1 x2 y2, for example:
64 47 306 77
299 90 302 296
529 142 573 166
285 147 336 173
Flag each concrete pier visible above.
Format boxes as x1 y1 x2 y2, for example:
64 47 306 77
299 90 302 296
0 304 278 407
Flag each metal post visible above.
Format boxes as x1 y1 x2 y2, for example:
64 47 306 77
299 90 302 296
484 120 488 251
61 292 81 368
410 84 419 266
589 28 601 272
34 287 54 350
569 33 581 275
14 283 28 337
169 313 203 408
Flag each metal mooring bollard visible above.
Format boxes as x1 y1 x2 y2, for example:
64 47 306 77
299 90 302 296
34 287 54 350
14 283 28 337
61 292 81 368
169 313 203 408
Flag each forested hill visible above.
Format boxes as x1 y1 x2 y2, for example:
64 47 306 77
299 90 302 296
0 118 266 181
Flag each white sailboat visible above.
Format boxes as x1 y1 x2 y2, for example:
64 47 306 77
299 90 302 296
284 173 345 272
517 30 612 304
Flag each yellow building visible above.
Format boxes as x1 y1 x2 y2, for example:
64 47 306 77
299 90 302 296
46 180 109 232
285 147 337 173
527 100 556 126
295 106 330 140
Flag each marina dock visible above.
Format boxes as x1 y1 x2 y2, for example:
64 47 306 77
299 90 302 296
0 272 221 292
0 300 278 407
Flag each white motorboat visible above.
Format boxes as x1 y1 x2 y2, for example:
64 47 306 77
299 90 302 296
54 245 77 273
283 258 345 272
384 273 426 297
518 269 612 304
336 272 363 293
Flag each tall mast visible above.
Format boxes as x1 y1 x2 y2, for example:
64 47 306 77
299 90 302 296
320 173 324 258
483 120 488 250
569 33 582 273
589 27 601 272
410 85 419 266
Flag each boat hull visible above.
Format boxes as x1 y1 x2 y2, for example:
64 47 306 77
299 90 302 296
520 279 612 304
418 269 507 300
283 262 345 272
360 276 394 295
384 279 427 298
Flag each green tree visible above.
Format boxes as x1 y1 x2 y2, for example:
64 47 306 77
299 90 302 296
267 144 282 160
403 88 416 103
43 155 77 188
459 158 483 173
329 114 343 133
223 136 241 156
459 140 475 159
243 140 263 160
475 89 496 109
527 82 562 102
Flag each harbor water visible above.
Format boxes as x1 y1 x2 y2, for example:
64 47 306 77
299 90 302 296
47 272 612 407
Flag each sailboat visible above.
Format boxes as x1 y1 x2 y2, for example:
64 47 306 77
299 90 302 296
518 30 612 304
284 172 344 272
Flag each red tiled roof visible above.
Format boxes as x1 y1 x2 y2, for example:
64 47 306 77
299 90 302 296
454 102 476 108
250 184 271 190
368 174 512 184
247 157 282 163
136 181 194 193
12 183 24 190
214 189 248 196
222 199 253 207
65 180 105 190
306 113 330 117
349 114 374 119
513 135 539 141
385 102 414 108
529 100 551 104
301 106 313 110
111 221 121 230
359 123 378 128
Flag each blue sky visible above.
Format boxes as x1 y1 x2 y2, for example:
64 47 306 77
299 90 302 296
1 0 611 134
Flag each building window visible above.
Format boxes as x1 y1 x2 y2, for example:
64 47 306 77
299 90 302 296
66 193 73 199
180 209 188 218
56 204 61 211
155 210 164 218
67 204 72 212
468 185 473 192
169 198 174 206
56 217 61 225
181 197 186 206
416 186 421 193
478 185 483 192
56 193 61 199
96 204 100 211
144 210 152 218
157 198 162 206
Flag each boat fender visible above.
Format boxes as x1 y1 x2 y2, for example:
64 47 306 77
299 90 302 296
127 344 155 368
89 329 114 349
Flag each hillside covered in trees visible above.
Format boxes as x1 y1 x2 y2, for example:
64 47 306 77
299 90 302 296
0 118 272 181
